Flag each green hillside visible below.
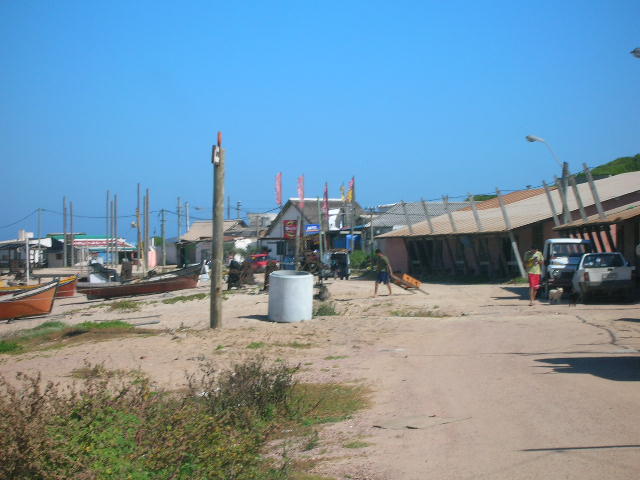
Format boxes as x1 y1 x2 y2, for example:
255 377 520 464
575 153 640 180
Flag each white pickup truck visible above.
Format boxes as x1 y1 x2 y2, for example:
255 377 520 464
572 252 635 302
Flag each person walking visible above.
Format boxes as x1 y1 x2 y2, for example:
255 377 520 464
523 246 544 306
373 248 393 297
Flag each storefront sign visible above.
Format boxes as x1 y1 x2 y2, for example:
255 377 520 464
283 220 298 239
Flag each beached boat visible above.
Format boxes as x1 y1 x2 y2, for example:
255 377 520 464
77 263 203 300
0 275 78 298
0 280 58 321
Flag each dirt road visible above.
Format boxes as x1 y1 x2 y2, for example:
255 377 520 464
1 275 639 479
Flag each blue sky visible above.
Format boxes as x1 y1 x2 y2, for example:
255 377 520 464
2 0 639 241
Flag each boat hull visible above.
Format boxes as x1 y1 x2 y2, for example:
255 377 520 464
0 275 78 298
0 281 58 321
79 274 199 300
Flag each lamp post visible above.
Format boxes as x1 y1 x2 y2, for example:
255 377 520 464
525 135 571 223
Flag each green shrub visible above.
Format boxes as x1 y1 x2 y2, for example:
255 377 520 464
0 341 21 353
349 250 374 269
313 302 338 317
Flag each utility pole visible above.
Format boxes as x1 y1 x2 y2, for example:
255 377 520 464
70 201 74 267
236 200 242 219
106 191 110 265
177 197 182 239
210 131 225 329
161 209 166 267
145 188 150 272
369 208 375 256
227 196 230 219
114 194 119 266
185 201 190 232
137 184 143 271
37 208 41 243
63 196 68 267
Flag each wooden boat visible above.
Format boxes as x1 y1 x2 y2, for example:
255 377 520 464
0 275 78 298
0 280 58 321
77 263 203 300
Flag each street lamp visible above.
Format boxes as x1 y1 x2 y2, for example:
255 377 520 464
525 135 563 168
525 134 570 223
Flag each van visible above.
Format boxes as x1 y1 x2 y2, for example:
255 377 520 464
542 238 595 293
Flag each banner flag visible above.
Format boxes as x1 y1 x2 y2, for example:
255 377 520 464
275 172 282 206
347 176 355 202
323 182 329 217
297 175 305 211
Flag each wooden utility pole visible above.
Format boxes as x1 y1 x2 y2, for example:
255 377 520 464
70 201 74 267
210 131 225 329
144 189 150 271
161 209 166 267
542 180 561 227
63 196 67 267
582 163 606 220
185 201 190 232
137 184 143 271
114 194 119 266
106 191 110 265
401 201 414 234
569 175 587 222
177 197 182 239
369 207 375 256
420 198 435 234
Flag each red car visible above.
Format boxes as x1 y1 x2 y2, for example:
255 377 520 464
249 253 270 272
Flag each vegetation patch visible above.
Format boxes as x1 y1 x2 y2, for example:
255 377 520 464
70 361 144 381
324 355 348 360
391 309 449 318
293 383 370 426
276 341 313 349
0 321 157 355
313 302 338 317
247 341 266 349
162 293 209 304
343 440 371 449
106 300 142 312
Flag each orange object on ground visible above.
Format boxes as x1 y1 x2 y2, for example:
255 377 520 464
0 280 58 321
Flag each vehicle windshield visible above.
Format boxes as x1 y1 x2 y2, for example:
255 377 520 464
581 254 624 268
551 243 593 257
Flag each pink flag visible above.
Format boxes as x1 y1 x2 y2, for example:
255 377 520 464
347 176 355 202
275 172 282 206
297 175 305 211
323 182 329 217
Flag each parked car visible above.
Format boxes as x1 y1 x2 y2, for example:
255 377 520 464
542 238 594 295
249 253 270 272
572 252 635 302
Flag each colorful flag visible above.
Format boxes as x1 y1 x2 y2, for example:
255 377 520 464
323 182 329 217
297 175 305 211
275 172 282 206
340 183 346 202
347 176 355 202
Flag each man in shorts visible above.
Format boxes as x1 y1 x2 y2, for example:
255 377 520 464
373 249 393 297
523 246 544 306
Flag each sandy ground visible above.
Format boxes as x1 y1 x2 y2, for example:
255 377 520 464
1 273 639 480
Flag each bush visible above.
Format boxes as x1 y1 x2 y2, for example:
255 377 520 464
0 359 300 480
349 250 373 269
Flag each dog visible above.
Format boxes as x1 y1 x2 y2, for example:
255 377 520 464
548 287 564 305
568 291 580 307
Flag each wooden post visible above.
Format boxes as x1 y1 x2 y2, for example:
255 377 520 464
177 197 182 239
443 195 457 233
105 191 110 265
401 201 414 235
468 193 483 231
569 175 587 222
554 175 571 225
420 198 434 234
63 196 67 267
369 207 375 256
70 201 74 267
582 163 606 220
496 188 526 278
137 184 143 272
145 189 150 270
161 209 166 267
114 194 119 266
210 132 225 329
542 180 561 227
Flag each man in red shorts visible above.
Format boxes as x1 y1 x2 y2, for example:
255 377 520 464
524 246 544 306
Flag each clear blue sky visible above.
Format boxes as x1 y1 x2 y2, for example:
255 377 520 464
2 0 639 241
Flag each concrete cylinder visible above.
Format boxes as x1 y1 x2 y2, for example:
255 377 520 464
268 270 313 323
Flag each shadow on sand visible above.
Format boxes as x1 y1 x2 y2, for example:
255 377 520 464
535 356 640 381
